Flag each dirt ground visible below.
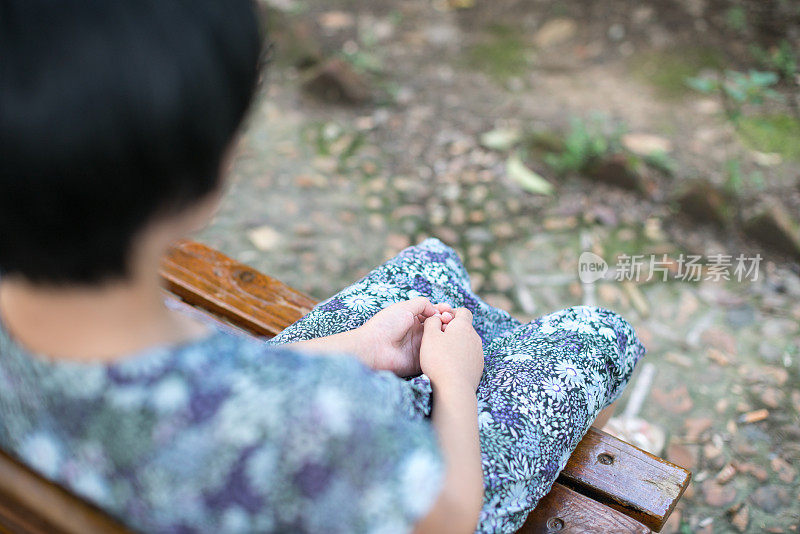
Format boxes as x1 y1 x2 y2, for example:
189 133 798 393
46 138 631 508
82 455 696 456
197 1 800 531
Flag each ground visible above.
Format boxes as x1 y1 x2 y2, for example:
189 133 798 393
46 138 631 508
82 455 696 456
196 1 800 531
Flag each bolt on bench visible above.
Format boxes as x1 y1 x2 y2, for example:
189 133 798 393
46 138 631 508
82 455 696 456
0 240 690 534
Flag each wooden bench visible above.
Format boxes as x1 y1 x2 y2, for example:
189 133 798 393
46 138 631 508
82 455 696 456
0 240 691 534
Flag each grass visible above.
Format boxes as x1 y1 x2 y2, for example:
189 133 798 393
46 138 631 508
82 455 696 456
630 47 725 98
466 24 529 82
738 114 800 161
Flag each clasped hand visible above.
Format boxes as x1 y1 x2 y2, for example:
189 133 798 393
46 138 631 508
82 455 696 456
360 297 484 390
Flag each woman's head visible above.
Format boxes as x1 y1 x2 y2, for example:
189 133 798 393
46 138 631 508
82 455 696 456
0 0 264 285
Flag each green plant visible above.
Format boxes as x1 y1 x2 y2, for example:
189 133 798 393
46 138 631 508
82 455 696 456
543 116 624 175
750 40 798 82
687 69 783 123
750 40 800 120
643 150 676 176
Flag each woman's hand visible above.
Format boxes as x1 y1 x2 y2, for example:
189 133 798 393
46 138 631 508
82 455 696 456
360 297 455 376
420 308 484 392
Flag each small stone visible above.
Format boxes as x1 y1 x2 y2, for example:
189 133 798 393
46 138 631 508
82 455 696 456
470 273 485 293
622 133 672 156
533 18 577 47
706 348 733 366
651 385 693 415
247 225 282 251
488 251 504 267
543 216 578 231
468 210 486 223
714 463 737 485
771 457 797 483
293 223 315 237
735 461 769 482
738 409 769 424
727 503 749 533
662 508 682 534
742 365 788 386
492 222 516 239
491 271 515 292
759 387 783 409
449 205 466 226
386 233 410 252
318 11 355 32
665 351 693 368
750 485 791 513
702 480 737 507
433 226 459 245
666 442 698 471
684 417 713 442
484 293 513 311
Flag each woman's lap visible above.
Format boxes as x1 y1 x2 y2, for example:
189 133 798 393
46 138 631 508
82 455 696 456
270 238 645 533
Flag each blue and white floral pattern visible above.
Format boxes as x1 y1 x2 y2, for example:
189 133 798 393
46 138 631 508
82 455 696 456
0 238 644 534
270 238 645 532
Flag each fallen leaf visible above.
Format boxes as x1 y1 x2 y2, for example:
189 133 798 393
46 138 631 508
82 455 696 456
480 128 521 151
506 154 554 195
622 133 672 156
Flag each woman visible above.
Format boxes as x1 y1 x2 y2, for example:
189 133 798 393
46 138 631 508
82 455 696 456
0 1 644 533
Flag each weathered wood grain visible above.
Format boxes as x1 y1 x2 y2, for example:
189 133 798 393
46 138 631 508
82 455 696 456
521 482 651 533
159 240 316 338
556 427 691 531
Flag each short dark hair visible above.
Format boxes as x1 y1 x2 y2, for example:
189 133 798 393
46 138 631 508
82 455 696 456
0 0 264 284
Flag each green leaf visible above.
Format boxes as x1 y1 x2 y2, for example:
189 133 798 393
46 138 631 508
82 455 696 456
506 153 554 195
480 128 522 151
686 76 717 93
748 69 778 87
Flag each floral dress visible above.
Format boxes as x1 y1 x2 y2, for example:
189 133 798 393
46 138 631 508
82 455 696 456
0 238 644 533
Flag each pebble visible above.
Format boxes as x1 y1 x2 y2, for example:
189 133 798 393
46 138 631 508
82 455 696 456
247 225 282 251
491 271 515 292
702 479 736 507
750 485 791 513
484 293 513 311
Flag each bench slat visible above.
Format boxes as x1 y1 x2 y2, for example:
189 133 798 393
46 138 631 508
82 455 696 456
0 449 130 534
159 240 315 338
520 483 651 533
557 428 691 531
